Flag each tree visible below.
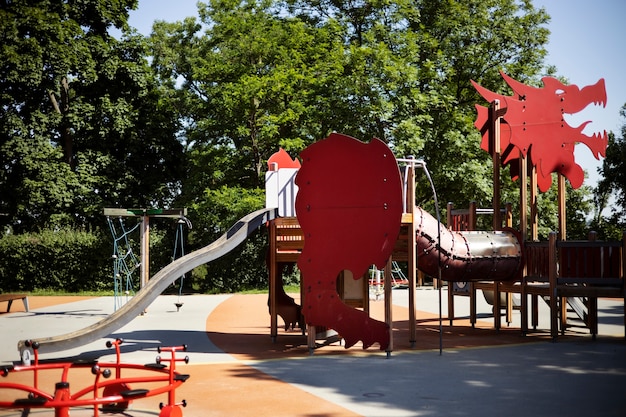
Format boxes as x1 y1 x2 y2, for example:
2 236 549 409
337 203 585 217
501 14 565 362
145 0 612 290
149 0 351 289
147 0 571 290
283 0 551 210
151 0 349 191
153 0 550 202
0 0 184 233
593 105 626 238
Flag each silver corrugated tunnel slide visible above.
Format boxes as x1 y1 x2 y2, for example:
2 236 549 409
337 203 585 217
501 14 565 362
413 206 522 282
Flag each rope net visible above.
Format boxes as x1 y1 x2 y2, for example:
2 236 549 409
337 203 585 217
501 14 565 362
107 217 141 310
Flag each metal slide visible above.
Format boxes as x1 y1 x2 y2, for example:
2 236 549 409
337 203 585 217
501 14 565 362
413 206 523 282
18 208 277 358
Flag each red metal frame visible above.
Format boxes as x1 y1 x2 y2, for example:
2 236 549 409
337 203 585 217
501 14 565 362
0 339 189 417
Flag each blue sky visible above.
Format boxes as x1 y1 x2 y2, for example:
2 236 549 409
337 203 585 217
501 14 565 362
126 0 625 187
534 0 625 187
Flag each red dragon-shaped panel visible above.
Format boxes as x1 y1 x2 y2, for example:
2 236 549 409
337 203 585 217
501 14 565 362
472 71 607 192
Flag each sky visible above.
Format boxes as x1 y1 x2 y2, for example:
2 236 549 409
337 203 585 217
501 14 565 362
125 0 626 188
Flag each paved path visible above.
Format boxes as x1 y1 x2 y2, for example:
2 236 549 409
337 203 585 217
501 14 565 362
1 289 624 416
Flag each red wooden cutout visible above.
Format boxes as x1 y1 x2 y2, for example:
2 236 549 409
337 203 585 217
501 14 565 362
295 133 403 350
267 148 301 170
472 71 608 192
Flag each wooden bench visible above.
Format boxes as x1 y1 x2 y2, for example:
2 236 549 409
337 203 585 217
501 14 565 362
0 294 29 312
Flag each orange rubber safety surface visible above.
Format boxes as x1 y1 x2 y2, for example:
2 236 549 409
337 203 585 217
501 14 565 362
0 294 550 416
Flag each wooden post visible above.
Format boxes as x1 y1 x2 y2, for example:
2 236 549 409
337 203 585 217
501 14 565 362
490 100 502 232
384 257 393 356
558 173 567 241
490 100 502 330
104 207 187 291
140 214 150 289
504 202 513 228
548 232 558 340
269 220 278 342
519 154 528 242
556 174 567 334
407 164 417 347
530 165 538 241
519 154 529 334
583 231 599 335
469 201 477 230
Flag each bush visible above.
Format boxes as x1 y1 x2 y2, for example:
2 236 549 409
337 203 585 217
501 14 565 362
0 229 112 292
0 202 274 294
187 186 270 293
195 230 269 293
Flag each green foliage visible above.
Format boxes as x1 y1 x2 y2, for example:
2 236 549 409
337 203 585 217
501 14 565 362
152 0 551 214
185 187 267 292
0 223 191 294
149 0 565 292
0 0 184 233
5 0 616 295
151 0 347 189
592 107 626 239
0 229 111 292
526 181 594 241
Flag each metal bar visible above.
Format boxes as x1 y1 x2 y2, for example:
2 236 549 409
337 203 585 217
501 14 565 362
103 208 187 218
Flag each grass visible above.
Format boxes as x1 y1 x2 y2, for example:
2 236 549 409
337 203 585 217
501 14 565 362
25 285 301 297
239 284 299 294
26 289 116 297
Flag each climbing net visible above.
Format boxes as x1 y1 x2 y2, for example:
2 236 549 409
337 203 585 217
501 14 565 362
107 217 141 310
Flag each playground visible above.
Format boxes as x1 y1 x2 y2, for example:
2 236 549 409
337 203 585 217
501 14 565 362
1 73 625 416
1 289 625 417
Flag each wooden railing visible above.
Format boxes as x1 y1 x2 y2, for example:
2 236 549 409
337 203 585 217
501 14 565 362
552 232 625 339
523 232 625 339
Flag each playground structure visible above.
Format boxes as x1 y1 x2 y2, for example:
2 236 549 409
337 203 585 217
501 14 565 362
1 339 189 417
17 207 277 359
470 72 624 339
8 208 275 415
267 72 624 348
7 72 624 366
294 134 405 351
267 133 524 352
0 70 622 417
446 201 522 329
106 215 141 310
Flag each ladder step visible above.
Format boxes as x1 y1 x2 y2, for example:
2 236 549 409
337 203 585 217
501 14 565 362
145 363 167 369
120 389 149 398
14 396 47 406
174 374 190 382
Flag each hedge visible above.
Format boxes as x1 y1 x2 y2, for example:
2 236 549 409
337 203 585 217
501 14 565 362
0 229 112 293
0 225 280 294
